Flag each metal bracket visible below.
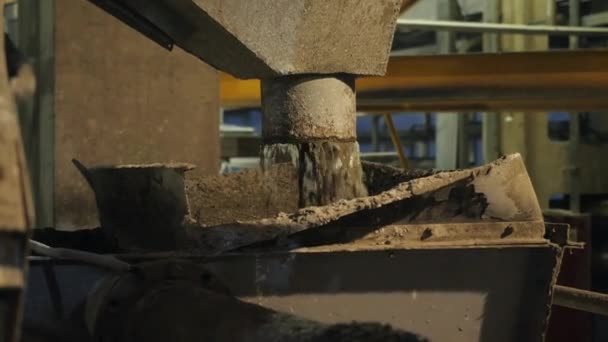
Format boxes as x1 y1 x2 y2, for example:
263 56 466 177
88 0 174 51
544 223 585 248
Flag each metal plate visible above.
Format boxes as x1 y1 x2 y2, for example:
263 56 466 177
24 243 562 342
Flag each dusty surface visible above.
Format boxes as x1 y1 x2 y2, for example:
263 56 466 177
186 156 537 232
185 161 443 228
185 161 416 227
116 0 402 78
185 163 300 226
362 162 437 195
262 76 356 142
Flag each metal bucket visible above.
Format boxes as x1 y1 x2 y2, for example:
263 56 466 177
72 160 194 252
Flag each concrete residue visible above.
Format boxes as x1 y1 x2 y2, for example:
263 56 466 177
186 161 418 227
185 154 542 254
361 162 437 195
185 163 300 227
253 314 429 342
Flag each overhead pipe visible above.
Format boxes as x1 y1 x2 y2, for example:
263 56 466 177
397 19 608 36
554 285 608 317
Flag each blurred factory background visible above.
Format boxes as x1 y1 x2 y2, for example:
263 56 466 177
4 0 608 341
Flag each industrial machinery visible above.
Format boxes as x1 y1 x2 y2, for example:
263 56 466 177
26 154 571 342
1 1 607 342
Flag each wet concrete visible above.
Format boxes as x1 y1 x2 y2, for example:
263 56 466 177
261 142 368 208
185 161 412 227
261 75 365 207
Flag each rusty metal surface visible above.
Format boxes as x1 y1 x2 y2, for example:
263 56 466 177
90 0 401 78
23 242 562 342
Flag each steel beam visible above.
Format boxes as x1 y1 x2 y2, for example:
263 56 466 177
221 50 608 112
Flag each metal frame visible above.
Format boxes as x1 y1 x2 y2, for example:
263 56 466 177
18 0 55 227
568 0 582 214
220 49 608 112
23 236 564 342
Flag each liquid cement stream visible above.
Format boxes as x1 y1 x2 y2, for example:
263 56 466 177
262 141 368 208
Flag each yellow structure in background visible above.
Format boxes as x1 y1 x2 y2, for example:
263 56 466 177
221 50 608 112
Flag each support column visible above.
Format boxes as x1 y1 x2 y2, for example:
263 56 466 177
436 0 466 170
261 75 367 207
482 0 501 164
18 0 55 228
568 0 581 213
